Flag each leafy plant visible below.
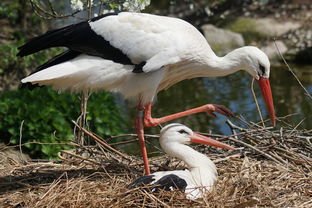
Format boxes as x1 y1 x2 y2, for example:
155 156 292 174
0 42 62 76
0 87 126 159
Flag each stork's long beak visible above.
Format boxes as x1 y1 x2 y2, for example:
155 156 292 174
190 133 235 150
257 77 276 126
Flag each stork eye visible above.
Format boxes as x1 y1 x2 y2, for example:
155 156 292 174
259 64 265 76
178 129 188 134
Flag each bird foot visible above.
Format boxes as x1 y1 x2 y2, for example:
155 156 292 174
204 104 236 118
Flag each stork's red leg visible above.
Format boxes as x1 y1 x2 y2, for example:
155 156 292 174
135 106 151 175
135 102 234 175
144 102 235 127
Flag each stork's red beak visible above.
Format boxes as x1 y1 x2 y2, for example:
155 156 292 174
190 133 235 150
257 77 276 126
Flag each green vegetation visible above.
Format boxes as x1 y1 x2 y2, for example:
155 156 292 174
0 43 62 75
0 0 127 159
0 87 126 159
0 0 45 75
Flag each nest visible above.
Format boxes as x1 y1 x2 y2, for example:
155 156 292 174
0 120 311 208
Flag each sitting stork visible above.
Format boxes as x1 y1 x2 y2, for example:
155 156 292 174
128 123 235 200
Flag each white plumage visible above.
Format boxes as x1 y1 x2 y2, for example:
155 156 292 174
89 13 193 69
20 12 271 105
128 123 235 200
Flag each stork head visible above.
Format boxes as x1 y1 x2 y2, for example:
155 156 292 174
235 46 275 126
239 46 270 79
160 123 235 150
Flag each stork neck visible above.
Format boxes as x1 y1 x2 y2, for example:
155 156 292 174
162 142 216 172
162 143 217 187
199 48 247 77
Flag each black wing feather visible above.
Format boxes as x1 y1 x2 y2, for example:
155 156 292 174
17 13 133 65
127 174 187 192
153 174 187 192
127 175 155 188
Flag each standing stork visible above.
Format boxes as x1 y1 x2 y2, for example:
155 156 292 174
18 12 275 175
127 123 235 200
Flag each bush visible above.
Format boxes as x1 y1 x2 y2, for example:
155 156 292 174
0 87 126 159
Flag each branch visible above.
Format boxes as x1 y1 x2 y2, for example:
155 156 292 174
59 150 101 165
274 38 312 101
30 0 80 20
251 78 265 127
227 136 287 167
72 120 131 161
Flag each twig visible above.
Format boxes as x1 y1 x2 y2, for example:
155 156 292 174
88 0 92 19
77 91 90 145
19 120 25 162
47 0 57 15
227 120 239 139
280 127 284 143
274 38 312 101
226 119 246 131
111 133 159 139
38 172 67 201
227 136 286 167
213 153 241 163
274 147 312 164
96 142 124 163
60 150 101 165
267 151 289 165
200 125 273 141
142 190 171 208
30 0 80 19
1 142 77 151
72 121 130 161
251 78 265 127
98 0 104 15
289 118 306 135
110 139 139 146
297 135 312 146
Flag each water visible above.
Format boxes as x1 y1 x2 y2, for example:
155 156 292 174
118 64 312 155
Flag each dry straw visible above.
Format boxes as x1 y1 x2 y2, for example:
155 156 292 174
1 118 311 208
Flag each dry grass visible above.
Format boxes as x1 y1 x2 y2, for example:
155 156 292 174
1 120 311 208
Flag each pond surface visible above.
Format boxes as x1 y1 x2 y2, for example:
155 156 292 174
118 64 312 155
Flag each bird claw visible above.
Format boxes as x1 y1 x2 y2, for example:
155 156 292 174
205 104 236 118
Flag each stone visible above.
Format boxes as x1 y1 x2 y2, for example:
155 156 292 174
254 18 301 36
201 24 245 55
226 17 301 38
261 40 288 59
